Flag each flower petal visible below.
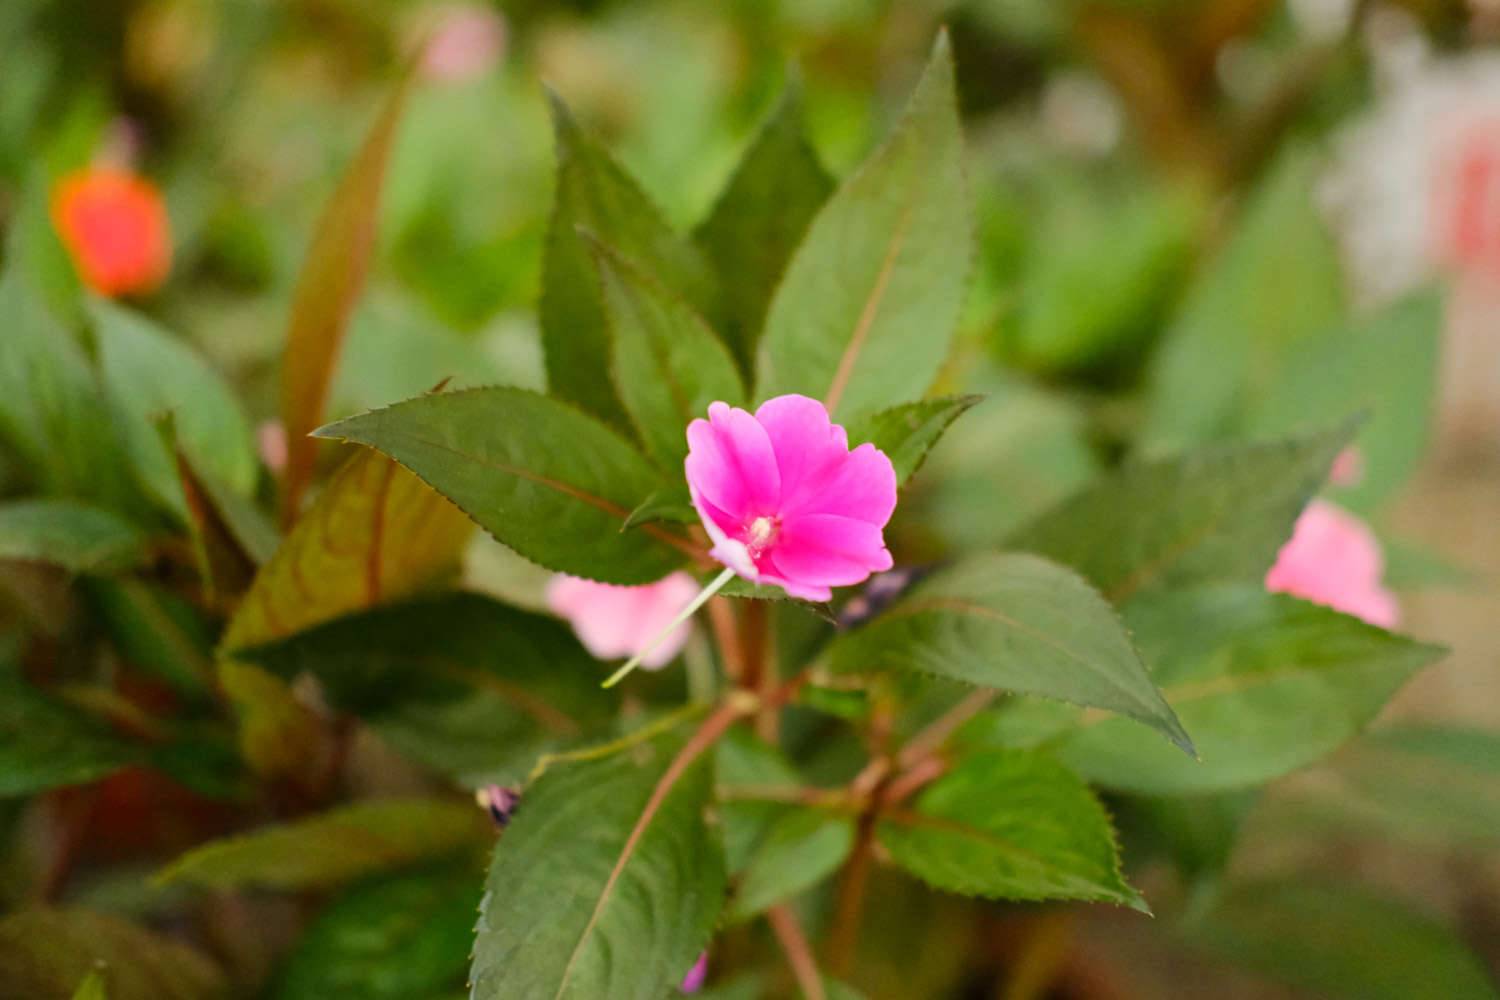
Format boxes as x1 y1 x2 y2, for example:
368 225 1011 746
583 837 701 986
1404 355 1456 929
783 441 897 526
773 513 893 588
685 402 781 519
755 394 849 511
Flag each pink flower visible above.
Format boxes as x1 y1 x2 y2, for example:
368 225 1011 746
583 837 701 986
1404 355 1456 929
1328 445 1365 488
1266 500 1399 628
546 573 699 668
679 952 708 993
684 395 897 602
257 420 288 473
418 3 506 83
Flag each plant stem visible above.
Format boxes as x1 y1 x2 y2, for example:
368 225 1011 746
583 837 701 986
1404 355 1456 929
603 567 734 688
741 601 778 742
707 596 745 683
896 689 996 770
827 811 876 978
768 904 826 1000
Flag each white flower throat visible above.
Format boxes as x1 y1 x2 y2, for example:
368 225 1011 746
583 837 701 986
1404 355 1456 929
746 515 780 556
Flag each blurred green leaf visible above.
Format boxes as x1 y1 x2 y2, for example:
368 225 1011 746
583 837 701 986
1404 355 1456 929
590 236 744 469
470 727 723 1000
756 32 973 422
315 388 689 584
0 499 145 573
70 970 106 1000
222 448 472 652
1116 790 1256 891
845 395 982 489
154 798 488 892
1186 881 1497 1000
0 908 225 1000
281 71 413 520
1245 290 1442 512
1142 152 1344 451
728 808 853 922
86 578 215 697
0 662 138 797
878 749 1144 909
274 867 478 1000
1013 422 1354 604
829 552 1190 752
695 84 833 372
90 299 256 522
540 92 715 425
1050 585 1445 794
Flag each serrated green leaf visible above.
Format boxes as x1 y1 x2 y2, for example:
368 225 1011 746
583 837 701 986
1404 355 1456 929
0 500 146 574
694 83 833 371
0 663 138 797
90 298 256 523
829 552 1190 752
1051 584 1446 794
540 92 715 424
844 395 981 487
274 867 478 1000
0 908 225 1000
238 592 615 727
756 32 973 422
281 71 414 520
1245 290 1441 513
1142 152 1344 451
314 387 690 584
728 809 853 922
1186 881 1497 1000
470 727 725 1000
878 750 1143 909
1012 422 1354 604
154 798 489 891
590 237 744 468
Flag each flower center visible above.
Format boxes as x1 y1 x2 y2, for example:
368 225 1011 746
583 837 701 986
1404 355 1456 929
745 515 780 557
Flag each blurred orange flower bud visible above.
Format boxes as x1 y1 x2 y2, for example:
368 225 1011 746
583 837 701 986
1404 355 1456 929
50 167 172 297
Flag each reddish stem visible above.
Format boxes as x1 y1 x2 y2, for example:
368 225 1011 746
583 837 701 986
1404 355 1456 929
768 904 826 1000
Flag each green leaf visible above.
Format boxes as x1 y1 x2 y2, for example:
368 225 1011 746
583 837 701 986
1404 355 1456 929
0 664 138 797
87 579 215 697
1012 422 1354 604
756 32 973 421
1050 585 1445 795
540 92 715 424
222 448 472 652
238 592 615 728
90 299 257 522
877 750 1143 909
154 798 489 891
0 264 137 513
694 83 833 371
1270 724 1500 848
590 236 744 468
0 908 226 1000
728 809 853 922
828 552 1190 752
622 484 697 531
470 728 724 1000
1141 152 1344 451
314 387 690 584
71 970 106 1000
1186 881 1497 1000
844 395 981 488
1245 290 1441 512
281 71 414 520
1115 790 1256 889
274 867 478 1000
0 500 146 574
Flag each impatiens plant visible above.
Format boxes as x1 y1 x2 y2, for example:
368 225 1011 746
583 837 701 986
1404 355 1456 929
0 22 1489 1000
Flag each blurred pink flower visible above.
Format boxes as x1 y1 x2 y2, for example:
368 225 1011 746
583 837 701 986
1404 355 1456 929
1328 445 1365 487
546 572 698 668
1266 500 1399 628
685 395 897 602
418 3 506 83
257 420 288 473
679 952 708 993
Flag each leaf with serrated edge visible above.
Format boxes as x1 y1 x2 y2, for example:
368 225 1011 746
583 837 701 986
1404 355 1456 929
878 750 1145 910
1012 421 1356 605
829 552 1191 752
314 387 691 584
695 80 833 372
590 236 744 469
756 32 972 422
541 92 715 425
1049 585 1446 795
281 71 413 522
470 727 725 1000
154 798 488 891
845 395 982 487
